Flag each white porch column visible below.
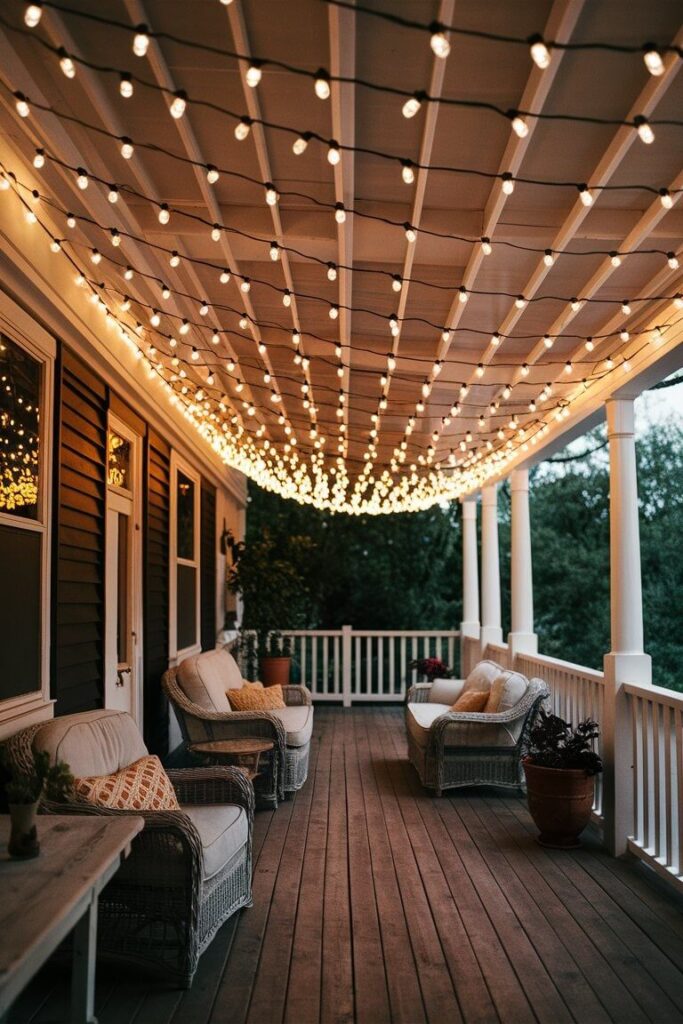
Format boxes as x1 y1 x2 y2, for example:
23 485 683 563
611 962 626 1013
603 397 651 856
507 468 537 658
480 484 503 650
460 495 480 641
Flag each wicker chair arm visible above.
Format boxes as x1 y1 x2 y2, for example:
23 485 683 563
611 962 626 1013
282 685 312 706
406 683 431 703
167 766 255 818
430 684 549 748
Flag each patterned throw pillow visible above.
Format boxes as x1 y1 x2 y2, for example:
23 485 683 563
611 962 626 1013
451 690 489 713
74 755 180 811
228 683 286 711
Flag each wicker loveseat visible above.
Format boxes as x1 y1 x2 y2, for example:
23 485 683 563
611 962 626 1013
405 660 548 795
163 648 313 806
3 709 254 987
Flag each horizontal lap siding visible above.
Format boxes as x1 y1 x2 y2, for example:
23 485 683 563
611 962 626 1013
201 479 217 652
144 432 170 755
52 351 107 715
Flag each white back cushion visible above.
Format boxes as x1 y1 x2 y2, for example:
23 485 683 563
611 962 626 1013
462 659 502 695
176 648 242 711
488 670 529 712
34 710 148 777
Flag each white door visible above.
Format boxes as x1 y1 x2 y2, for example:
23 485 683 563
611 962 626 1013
105 420 142 722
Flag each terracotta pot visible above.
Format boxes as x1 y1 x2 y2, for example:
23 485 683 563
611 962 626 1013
259 656 291 687
8 801 40 859
523 759 594 849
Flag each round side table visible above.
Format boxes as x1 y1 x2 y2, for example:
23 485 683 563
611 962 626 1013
189 738 274 781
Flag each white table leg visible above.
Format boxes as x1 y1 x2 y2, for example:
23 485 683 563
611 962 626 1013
70 894 98 1024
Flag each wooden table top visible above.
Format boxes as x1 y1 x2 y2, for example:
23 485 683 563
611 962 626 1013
189 739 274 756
0 814 143 984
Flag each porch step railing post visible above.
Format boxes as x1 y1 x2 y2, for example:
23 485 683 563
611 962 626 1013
603 397 652 856
342 624 352 708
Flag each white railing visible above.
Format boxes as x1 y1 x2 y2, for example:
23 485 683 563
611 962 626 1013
282 628 460 705
482 641 512 669
626 682 683 892
515 651 606 822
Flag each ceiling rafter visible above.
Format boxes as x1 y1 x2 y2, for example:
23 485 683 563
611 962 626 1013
328 0 356 457
123 0 291 441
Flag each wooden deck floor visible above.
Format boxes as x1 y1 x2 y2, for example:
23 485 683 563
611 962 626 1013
9 707 683 1024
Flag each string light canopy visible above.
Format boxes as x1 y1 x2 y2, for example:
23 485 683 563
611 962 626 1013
0 0 681 514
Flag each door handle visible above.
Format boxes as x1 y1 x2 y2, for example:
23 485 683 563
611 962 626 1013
116 668 131 687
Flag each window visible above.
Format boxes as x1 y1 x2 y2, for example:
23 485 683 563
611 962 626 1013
170 457 200 658
0 298 55 734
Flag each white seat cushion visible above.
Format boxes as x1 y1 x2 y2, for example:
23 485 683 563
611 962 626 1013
33 710 148 777
183 804 249 881
406 703 451 749
270 706 313 748
177 649 243 712
428 678 465 705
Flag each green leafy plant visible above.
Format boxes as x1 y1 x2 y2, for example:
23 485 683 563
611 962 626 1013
525 708 603 774
3 749 74 805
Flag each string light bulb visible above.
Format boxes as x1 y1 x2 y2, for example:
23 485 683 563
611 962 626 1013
327 263 337 281
643 44 665 76
529 34 551 69
14 92 30 118
58 49 76 79
314 69 331 100
133 25 150 58
667 252 679 269
108 186 119 203
510 113 529 138
335 202 346 224
206 165 219 184
621 300 631 315
329 304 339 320
610 252 622 268
404 223 417 243
76 168 88 190
270 241 279 261
578 184 593 206
169 90 187 119
24 4 42 27
543 249 554 266
158 203 170 224
458 286 468 304
402 92 423 119
265 183 278 206
501 173 514 195
634 115 655 144
480 237 492 256
245 62 262 88
120 137 134 159
119 73 133 98
33 149 45 169
429 24 451 59
292 133 311 155
659 188 673 210
327 140 341 165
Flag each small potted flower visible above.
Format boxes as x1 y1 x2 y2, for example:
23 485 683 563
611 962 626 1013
523 709 603 848
409 657 453 682
2 749 74 859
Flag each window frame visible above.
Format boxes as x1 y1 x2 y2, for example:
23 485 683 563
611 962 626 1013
169 452 201 661
0 290 55 734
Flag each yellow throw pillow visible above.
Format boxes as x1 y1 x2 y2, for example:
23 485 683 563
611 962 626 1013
228 683 286 711
74 755 180 811
451 690 489 713
485 676 504 713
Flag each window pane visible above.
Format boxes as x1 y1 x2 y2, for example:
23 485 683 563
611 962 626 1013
0 334 41 520
108 431 131 490
177 471 195 560
0 524 41 699
177 564 197 650
117 512 129 664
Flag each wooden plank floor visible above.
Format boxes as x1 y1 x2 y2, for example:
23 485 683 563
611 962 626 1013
9 707 683 1024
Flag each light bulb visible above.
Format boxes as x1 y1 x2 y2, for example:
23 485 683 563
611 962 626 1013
170 91 187 119
404 223 417 243
265 184 278 206
529 35 551 69
521 363 529 376
270 241 279 261
314 69 331 100
475 363 484 378
211 225 221 242
90 249 101 264
15 93 30 118
245 62 262 88
133 25 150 57
543 335 553 348
674 294 683 310
33 149 45 169
610 252 622 268
50 240 61 253
458 287 468 304
643 45 664 76
120 138 134 159
480 237 492 256
402 93 422 119
491 333 500 346
327 263 337 281
579 185 593 206
634 116 655 144
24 3 42 27
199 303 209 318
511 114 529 138
668 252 680 269
327 141 341 165
585 338 594 351
219 270 230 284
335 203 346 224
543 249 554 266
119 73 133 98
179 320 190 335
240 278 251 293
150 311 161 327
25 209 37 224
430 26 450 59
282 290 291 306
59 50 76 79
234 118 251 141
564 361 572 374
239 316 248 329
329 305 339 320
108 186 119 203
191 347 199 361
401 161 415 185
111 230 121 247
606 356 614 370
169 251 180 267
392 275 402 292
570 298 582 312
76 169 88 190
158 204 170 224
124 267 134 280
515 295 527 309
659 189 673 209
161 285 171 299
501 173 514 195
206 165 219 184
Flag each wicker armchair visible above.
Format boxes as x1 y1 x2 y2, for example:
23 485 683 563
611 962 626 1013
2 711 254 988
162 648 313 806
405 671 548 795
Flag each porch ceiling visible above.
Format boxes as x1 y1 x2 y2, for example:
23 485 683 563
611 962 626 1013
0 0 681 512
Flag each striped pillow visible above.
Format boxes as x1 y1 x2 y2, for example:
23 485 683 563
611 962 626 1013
74 755 180 811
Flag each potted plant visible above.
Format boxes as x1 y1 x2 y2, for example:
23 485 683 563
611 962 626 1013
2 750 74 859
226 529 308 686
409 657 453 682
523 708 603 849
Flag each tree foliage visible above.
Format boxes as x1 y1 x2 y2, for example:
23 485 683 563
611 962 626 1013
245 419 683 690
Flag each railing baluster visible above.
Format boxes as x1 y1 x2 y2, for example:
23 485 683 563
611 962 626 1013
333 635 340 694
664 703 673 870
323 635 329 697
653 701 662 860
389 635 396 696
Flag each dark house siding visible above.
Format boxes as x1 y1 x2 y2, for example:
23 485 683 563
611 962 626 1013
52 349 107 714
200 479 217 651
143 430 170 755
